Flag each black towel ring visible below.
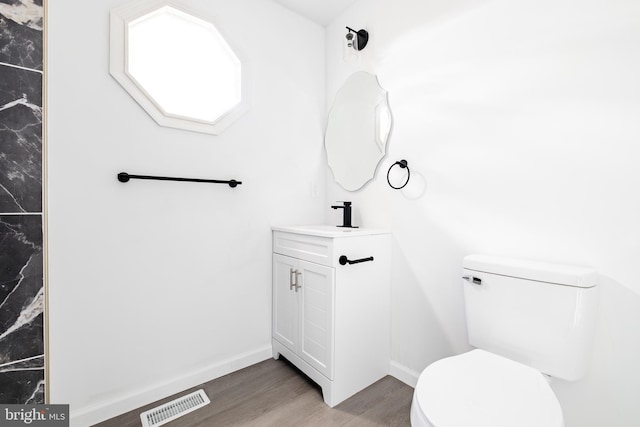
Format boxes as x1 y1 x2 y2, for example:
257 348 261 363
387 160 410 189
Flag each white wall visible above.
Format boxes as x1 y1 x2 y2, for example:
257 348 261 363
47 1 325 425
326 0 640 425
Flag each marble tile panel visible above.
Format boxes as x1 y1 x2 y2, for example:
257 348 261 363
0 369 44 404
0 312 43 364
0 255 43 333
0 0 45 406
0 216 43 366
0 64 42 213
0 61 41 105
0 215 42 288
0 0 43 70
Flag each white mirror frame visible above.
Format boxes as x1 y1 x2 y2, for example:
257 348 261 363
110 0 250 135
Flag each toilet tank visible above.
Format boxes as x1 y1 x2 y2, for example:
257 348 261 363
463 254 599 381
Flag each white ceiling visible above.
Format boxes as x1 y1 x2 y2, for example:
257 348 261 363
272 0 360 26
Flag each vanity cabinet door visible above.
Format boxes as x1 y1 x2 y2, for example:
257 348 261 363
272 254 335 380
298 259 335 380
273 254 298 353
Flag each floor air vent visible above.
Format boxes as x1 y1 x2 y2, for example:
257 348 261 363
140 389 210 427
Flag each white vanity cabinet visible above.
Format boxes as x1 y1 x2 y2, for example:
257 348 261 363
272 225 391 407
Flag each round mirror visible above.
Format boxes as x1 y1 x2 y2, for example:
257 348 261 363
325 72 392 191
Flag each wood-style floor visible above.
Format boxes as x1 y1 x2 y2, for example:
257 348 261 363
95 357 413 427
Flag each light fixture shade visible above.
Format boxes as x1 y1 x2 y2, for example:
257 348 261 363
343 31 358 62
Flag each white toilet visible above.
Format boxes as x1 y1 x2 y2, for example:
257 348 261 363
410 255 599 427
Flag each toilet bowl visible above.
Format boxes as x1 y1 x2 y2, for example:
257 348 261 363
411 350 563 427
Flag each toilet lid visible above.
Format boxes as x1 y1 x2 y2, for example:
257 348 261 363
415 350 563 427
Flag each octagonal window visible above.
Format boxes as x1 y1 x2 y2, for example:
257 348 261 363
110 1 249 135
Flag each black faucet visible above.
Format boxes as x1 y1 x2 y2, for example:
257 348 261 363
331 201 358 228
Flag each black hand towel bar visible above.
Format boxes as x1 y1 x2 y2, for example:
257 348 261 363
339 255 374 265
117 172 242 188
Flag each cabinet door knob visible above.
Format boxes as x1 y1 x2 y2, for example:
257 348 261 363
290 268 296 290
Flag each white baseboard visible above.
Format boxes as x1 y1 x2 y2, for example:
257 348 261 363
389 360 420 388
70 345 272 427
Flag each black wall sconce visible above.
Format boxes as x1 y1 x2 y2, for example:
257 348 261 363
346 26 369 51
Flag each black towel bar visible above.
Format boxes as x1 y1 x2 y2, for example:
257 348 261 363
117 172 242 188
339 255 374 265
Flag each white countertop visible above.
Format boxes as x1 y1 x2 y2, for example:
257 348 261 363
272 225 390 238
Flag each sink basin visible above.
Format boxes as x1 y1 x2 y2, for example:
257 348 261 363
272 225 389 238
